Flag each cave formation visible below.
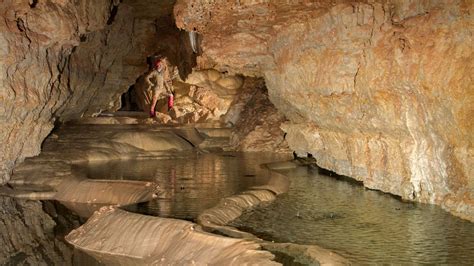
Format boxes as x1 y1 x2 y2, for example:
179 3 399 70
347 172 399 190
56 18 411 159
0 0 473 264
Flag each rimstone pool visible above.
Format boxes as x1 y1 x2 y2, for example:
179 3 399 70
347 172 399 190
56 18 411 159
4 122 474 264
230 164 474 264
73 151 474 264
73 152 290 220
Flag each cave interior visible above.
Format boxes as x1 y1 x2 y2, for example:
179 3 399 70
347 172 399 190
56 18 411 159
0 0 473 264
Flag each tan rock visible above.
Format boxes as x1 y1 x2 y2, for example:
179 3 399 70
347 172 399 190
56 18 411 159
65 207 278 265
175 0 474 220
1 0 194 184
228 78 290 153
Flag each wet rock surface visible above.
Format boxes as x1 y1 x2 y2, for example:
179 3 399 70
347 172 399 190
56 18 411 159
0 0 471 264
66 207 279 265
174 0 474 221
0 197 72 265
2 120 309 265
230 162 474 264
1 0 194 183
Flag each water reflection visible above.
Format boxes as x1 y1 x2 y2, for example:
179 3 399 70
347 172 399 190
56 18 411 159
73 152 291 220
231 165 474 264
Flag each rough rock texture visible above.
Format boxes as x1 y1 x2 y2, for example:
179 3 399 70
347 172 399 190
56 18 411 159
1 0 194 183
1 0 113 183
132 68 244 123
0 197 72 265
0 1 194 264
175 0 473 220
226 78 290 152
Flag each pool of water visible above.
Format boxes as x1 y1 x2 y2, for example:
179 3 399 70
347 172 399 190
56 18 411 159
73 152 291 220
230 164 474 264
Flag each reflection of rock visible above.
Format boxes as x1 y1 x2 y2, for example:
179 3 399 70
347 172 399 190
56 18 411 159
110 131 193 152
0 197 72 265
263 242 349 266
8 123 201 196
1 1 194 183
175 0 474 221
2 178 160 218
66 207 278 265
195 158 348 265
55 179 159 218
197 159 290 237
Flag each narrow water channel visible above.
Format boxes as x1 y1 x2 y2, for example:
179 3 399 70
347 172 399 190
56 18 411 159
230 164 474 264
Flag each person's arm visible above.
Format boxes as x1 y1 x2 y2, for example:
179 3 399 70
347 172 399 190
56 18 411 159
145 72 152 87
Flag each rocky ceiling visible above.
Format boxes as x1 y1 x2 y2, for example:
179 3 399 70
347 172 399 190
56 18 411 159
0 0 472 222
174 0 473 221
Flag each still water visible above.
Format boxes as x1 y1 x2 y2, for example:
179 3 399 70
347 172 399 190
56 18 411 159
73 152 291 220
230 165 474 264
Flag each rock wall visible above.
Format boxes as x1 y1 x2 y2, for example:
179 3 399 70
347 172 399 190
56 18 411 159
1 0 116 183
0 197 72 264
174 0 473 220
225 78 290 152
1 0 195 183
0 1 192 263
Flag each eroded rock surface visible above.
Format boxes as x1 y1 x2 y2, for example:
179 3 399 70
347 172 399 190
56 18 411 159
226 78 290 152
1 0 194 183
66 207 279 265
174 0 474 220
0 197 72 265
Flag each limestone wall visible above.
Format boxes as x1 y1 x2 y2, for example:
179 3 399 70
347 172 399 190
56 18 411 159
0 197 72 264
174 0 473 220
1 0 114 183
1 0 194 183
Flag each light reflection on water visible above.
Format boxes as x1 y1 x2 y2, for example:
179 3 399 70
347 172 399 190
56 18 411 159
230 165 474 264
73 152 291 220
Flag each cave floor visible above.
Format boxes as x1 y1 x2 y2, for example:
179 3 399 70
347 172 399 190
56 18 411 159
3 114 472 265
3 115 347 265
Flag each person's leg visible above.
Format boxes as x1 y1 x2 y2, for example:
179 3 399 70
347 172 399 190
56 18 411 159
150 90 159 117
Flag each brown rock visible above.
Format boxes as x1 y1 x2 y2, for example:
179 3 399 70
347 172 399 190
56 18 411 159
1 0 195 183
228 78 290 153
0 197 72 264
175 0 474 220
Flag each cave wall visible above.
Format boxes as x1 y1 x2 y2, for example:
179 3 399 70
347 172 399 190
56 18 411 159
174 0 473 220
0 1 194 262
1 0 117 183
0 197 73 264
1 0 195 183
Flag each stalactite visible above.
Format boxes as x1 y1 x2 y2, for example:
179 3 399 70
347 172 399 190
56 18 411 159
188 30 198 53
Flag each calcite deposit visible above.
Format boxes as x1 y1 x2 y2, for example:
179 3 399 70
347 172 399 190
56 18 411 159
1 0 194 183
1 1 473 264
66 207 278 265
132 68 245 123
175 0 473 220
